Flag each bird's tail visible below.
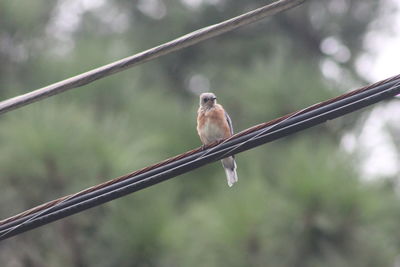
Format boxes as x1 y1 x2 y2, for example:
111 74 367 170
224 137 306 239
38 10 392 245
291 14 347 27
221 156 238 187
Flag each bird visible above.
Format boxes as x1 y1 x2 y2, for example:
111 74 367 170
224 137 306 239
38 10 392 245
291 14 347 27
196 92 238 187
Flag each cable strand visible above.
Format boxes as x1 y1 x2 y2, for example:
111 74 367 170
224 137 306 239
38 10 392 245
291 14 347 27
1 74 399 240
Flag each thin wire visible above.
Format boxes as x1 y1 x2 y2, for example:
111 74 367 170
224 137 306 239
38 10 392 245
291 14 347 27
215 75 400 159
218 80 400 159
0 0 305 115
1 75 400 233
218 108 308 160
1 75 400 240
0 109 303 228
2 83 398 240
0 194 78 240
0 109 320 238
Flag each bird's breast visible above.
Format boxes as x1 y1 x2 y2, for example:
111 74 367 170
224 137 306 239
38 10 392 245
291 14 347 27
203 119 224 139
197 108 230 144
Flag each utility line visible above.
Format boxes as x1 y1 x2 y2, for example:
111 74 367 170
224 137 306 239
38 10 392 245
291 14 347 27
0 0 305 115
0 73 399 241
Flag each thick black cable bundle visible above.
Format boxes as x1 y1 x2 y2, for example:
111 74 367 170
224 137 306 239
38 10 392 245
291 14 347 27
1 74 400 240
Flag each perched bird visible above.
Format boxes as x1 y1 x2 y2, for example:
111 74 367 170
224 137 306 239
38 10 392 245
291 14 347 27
197 92 238 187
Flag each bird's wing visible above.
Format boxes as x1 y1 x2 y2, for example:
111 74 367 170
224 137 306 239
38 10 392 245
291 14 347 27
224 111 234 135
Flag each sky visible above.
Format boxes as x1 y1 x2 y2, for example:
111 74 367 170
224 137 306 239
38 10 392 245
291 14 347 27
357 0 400 82
354 0 400 178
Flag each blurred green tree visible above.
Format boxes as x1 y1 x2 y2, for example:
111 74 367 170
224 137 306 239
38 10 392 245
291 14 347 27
0 0 399 266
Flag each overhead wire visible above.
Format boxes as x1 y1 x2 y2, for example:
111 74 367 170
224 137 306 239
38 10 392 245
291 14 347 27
0 0 305 115
1 73 400 241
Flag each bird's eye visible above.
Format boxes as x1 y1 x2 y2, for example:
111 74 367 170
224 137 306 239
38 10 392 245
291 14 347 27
203 98 208 102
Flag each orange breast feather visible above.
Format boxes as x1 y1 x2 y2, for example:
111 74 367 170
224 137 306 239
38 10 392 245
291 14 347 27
197 105 231 145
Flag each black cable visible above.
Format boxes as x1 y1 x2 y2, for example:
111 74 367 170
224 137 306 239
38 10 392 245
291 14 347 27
2 75 399 232
1 75 399 240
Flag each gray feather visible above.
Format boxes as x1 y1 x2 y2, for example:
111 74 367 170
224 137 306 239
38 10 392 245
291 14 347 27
221 156 238 187
224 111 234 135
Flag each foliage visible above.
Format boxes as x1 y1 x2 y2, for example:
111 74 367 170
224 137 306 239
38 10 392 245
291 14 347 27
0 0 399 266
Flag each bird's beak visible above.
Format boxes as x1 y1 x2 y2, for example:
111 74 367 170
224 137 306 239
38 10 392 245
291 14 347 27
211 97 217 100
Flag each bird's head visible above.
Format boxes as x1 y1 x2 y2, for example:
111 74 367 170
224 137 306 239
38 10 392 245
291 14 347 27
199 92 217 109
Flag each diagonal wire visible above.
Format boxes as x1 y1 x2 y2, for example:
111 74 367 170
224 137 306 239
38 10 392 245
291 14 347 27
0 0 305 115
2 75 398 232
1 73 400 241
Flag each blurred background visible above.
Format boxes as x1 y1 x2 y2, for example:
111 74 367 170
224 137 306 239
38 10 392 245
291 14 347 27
1 0 400 266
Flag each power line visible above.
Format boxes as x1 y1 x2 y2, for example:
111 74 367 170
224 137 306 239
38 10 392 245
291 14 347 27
1 73 399 241
0 0 305 116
